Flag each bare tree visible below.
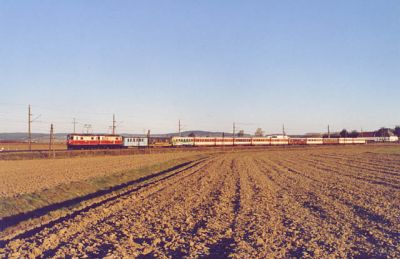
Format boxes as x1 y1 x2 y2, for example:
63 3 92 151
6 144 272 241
254 128 264 137
394 126 400 137
340 129 348 137
376 127 390 137
349 130 359 138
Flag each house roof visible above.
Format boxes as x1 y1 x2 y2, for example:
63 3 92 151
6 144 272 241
359 132 376 137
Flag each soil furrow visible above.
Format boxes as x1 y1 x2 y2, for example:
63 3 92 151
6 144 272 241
254 155 399 256
1 147 399 258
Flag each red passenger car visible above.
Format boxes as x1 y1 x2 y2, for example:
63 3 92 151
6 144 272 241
289 138 307 145
322 138 340 145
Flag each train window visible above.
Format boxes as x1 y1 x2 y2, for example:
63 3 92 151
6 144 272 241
80 137 83 140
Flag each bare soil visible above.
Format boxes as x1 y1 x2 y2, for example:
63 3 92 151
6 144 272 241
0 152 207 198
0 146 399 257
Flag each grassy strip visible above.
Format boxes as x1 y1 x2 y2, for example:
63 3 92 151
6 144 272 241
367 145 400 155
0 154 208 219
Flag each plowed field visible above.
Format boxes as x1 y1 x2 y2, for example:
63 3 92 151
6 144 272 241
1 147 399 258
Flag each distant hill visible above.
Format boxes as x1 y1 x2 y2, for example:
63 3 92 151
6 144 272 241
0 133 68 143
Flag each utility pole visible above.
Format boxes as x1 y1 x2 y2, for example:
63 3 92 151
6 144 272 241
282 124 286 136
28 105 32 151
147 129 151 148
73 118 77 133
112 114 116 135
233 122 236 146
179 119 181 137
328 125 331 138
49 124 55 158
221 132 225 149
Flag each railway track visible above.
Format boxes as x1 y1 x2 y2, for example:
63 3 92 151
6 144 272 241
0 145 344 161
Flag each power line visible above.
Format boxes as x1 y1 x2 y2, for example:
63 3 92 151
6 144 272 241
83 124 92 134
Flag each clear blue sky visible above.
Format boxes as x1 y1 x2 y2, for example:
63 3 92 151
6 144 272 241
1 1 399 134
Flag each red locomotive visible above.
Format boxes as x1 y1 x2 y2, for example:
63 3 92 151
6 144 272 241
67 134 123 149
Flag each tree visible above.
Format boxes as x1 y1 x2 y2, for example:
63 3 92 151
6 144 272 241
237 130 245 137
394 126 400 137
376 127 389 137
340 129 348 138
349 130 359 138
188 132 195 137
254 128 264 137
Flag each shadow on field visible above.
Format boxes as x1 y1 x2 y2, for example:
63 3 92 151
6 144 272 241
0 158 206 246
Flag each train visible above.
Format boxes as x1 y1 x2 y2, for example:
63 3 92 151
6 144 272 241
66 133 366 150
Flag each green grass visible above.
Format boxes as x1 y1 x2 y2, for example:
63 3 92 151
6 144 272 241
0 154 208 219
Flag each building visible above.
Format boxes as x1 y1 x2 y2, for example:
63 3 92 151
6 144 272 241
359 131 398 142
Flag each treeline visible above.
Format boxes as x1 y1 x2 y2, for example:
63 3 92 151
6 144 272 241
323 126 400 138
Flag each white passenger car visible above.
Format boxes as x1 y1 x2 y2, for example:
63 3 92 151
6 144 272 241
306 138 323 145
251 138 271 145
339 138 353 144
171 137 195 146
123 137 148 147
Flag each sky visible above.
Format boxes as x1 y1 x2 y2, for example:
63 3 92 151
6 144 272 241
0 1 399 135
